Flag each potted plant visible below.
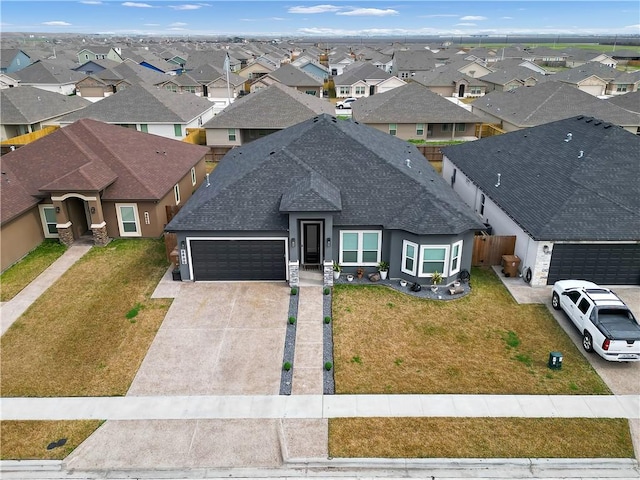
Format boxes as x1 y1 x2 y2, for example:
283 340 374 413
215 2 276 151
332 261 342 280
431 271 443 292
356 267 364 279
378 261 389 280
346 274 354 282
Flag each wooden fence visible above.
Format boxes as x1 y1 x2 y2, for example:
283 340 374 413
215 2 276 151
472 233 516 266
475 123 505 139
1 126 60 154
183 128 207 145
164 232 178 265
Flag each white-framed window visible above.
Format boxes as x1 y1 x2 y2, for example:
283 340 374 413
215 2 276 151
616 85 627 92
174 184 181 205
401 240 418 275
191 167 197 186
470 86 482 95
389 123 397 136
339 86 350 95
339 230 381 266
416 123 424 136
355 85 365 95
115 203 141 237
449 240 463 275
456 124 466 132
442 123 452 132
418 245 449 277
183 86 196 93
228 128 236 141
165 84 177 92
39 205 59 238
480 194 486 216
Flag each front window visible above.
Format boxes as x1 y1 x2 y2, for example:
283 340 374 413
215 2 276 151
228 128 236 141
165 84 177 92
116 204 141 237
184 86 196 93
305 90 317 96
442 123 452 132
450 240 463 275
339 86 350 95
174 124 182 137
389 123 397 136
39 205 58 238
616 85 627 92
416 123 424 136
456 124 466 132
401 240 418 275
419 245 449 277
470 87 482 95
339 230 381 266
191 167 197 186
355 85 365 95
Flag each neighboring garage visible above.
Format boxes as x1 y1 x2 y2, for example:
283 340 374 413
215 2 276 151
189 238 287 281
547 243 640 285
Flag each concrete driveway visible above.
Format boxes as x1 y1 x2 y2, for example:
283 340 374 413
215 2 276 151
128 282 289 396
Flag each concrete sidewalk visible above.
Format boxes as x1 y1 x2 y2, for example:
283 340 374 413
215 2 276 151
0 243 92 336
1 394 638 421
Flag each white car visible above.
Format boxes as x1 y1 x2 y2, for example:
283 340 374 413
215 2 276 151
552 280 640 362
336 97 357 109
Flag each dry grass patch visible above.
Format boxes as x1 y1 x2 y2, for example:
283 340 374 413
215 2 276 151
329 418 634 458
1 238 171 397
1 420 102 460
0 240 67 301
332 267 609 394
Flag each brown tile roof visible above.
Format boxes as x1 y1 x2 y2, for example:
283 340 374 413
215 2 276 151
1 118 209 224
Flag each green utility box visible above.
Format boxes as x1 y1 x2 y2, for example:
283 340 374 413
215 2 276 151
548 351 563 370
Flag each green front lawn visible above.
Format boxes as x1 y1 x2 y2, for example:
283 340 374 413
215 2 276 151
1 240 67 302
332 267 609 395
0 238 171 397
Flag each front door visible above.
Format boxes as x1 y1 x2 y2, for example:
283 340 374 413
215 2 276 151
301 221 322 266
458 83 465 97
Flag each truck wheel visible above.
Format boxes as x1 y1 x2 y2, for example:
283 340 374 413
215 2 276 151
582 331 594 352
552 292 561 310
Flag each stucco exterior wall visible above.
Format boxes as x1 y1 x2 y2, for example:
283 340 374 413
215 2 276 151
205 127 242 147
1 208 45 272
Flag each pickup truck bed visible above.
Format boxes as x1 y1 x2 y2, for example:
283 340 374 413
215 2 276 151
597 310 640 340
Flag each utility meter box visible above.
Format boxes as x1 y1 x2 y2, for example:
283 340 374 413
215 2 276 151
548 351 563 370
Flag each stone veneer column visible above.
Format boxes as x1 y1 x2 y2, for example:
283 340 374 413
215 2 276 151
91 223 110 246
288 261 300 287
57 226 74 247
323 260 333 287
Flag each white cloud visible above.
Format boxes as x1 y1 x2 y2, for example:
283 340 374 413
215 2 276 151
288 4 341 14
337 8 398 17
271 17 285 21
168 27 186 31
122 2 153 8
144 23 160 26
623 23 640 30
42 21 72 26
460 15 487 21
420 14 458 18
169 22 187 27
501 16 514 20
455 23 476 26
79 1 103 4
168 4 202 10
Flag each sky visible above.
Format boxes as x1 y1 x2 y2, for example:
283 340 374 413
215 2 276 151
1 1 639 38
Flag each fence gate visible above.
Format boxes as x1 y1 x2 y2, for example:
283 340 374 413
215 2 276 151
472 233 516 266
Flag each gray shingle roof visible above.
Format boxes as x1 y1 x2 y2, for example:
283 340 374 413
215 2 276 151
279 172 342 212
58 84 213 124
552 63 620 83
333 61 392 84
392 50 436 71
1 86 90 124
11 60 85 85
352 82 482 124
606 90 640 114
263 63 322 87
167 114 484 235
479 66 545 85
471 81 640 128
202 83 334 129
442 116 640 241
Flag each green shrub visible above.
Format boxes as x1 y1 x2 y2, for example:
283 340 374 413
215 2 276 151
283 361 292 371
324 316 331 324
323 287 330 295
288 316 296 325
290 287 298 295
324 362 333 371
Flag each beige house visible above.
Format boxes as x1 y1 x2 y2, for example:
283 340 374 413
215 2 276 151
0 118 209 271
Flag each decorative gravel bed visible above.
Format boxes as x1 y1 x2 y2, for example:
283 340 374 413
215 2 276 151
279 288 299 395
323 288 335 394
334 275 471 300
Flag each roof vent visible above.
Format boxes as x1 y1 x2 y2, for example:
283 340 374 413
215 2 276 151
405 159 411 168
495 173 501 187
269 151 275 155
594 121 602 126
577 115 584 120
205 173 210 187
564 133 572 142
603 124 612 129
578 150 584 159
585 118 593 123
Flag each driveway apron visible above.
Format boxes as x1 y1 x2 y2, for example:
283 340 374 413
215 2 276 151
128 282 289 396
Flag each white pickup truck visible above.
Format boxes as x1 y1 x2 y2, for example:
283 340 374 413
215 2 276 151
552 280 640 362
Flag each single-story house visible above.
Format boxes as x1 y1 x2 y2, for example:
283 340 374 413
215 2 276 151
442 116 640 286
352 82 483 141
249 63 324 96
333 61 405 98
0 118 209 271
166 114 485 285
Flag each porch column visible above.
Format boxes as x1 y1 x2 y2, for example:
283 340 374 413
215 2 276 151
88 199 110 246
53 201 74 247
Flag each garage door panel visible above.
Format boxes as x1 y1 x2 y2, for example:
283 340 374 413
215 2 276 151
548 244 640 285
191 239 286 281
